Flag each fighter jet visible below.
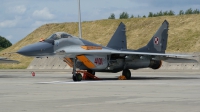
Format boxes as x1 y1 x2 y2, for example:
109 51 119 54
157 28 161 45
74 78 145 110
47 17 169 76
17 20 197 81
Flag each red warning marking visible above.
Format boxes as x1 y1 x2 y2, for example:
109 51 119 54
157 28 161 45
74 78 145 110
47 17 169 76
94 58 103 65
154 37 159 45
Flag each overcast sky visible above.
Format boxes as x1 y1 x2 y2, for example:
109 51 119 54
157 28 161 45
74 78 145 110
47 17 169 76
0 0 200 44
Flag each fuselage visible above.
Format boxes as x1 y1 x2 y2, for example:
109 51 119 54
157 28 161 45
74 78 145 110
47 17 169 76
17 32 162 72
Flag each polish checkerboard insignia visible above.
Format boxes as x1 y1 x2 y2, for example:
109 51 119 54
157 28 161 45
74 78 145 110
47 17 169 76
154 37 159 45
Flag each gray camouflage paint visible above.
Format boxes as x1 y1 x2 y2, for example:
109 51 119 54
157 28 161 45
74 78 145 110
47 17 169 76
17 20 196 72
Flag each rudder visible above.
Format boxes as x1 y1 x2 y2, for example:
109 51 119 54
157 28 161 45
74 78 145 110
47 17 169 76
137 20 169 53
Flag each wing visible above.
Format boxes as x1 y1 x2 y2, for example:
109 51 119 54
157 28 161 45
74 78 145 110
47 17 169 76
55 47 198 63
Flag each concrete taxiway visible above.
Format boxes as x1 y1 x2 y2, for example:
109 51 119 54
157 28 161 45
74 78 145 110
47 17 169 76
0 69 200 112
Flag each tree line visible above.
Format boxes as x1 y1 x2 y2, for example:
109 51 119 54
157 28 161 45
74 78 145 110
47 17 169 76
0 36 12 50
108 8 200 19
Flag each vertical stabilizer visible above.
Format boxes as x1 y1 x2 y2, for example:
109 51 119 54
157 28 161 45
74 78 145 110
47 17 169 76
137 20 169 53
106 22 127 50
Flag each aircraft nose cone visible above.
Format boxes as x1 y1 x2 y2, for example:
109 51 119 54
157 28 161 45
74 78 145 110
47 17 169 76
17 42 54 56
17 45 32 55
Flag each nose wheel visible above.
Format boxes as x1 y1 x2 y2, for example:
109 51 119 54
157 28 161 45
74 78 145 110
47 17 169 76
72 73 82 81
72 58 83 82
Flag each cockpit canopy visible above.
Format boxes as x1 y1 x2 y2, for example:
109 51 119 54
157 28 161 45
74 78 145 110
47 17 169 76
46 32 72 40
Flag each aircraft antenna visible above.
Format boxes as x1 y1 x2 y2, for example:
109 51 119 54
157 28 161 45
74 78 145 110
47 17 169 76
78 0 82 38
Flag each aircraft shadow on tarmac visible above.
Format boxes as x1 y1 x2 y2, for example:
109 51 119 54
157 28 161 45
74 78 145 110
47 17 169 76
0 75 199 81
130 76 199 80
67 76 200 81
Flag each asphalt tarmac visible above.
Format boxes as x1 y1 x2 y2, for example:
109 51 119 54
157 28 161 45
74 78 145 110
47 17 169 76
0 69 200 112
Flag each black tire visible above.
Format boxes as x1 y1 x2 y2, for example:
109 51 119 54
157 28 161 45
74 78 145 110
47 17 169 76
72 75 77 81
122 69 131 80
76 73 82 81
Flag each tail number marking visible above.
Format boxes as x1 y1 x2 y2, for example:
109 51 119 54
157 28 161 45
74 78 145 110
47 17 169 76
94 58 103 65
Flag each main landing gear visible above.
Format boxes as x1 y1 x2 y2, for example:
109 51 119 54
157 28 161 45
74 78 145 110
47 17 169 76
122 69 131 80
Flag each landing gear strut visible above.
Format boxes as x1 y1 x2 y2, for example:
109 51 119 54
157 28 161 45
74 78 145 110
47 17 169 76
72 58 82 82
122 69 131 80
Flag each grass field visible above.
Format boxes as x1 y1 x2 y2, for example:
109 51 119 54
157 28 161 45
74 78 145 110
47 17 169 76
0 15 200 69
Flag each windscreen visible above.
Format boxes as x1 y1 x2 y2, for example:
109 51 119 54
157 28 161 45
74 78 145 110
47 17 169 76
46 34 60 40
61 34 72 38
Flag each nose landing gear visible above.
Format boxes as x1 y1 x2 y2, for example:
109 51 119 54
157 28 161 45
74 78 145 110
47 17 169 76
72 58 82 82
71 58 99 82
72 73 82 81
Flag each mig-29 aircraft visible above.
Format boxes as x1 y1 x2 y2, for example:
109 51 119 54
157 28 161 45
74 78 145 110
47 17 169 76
17 20 197 81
